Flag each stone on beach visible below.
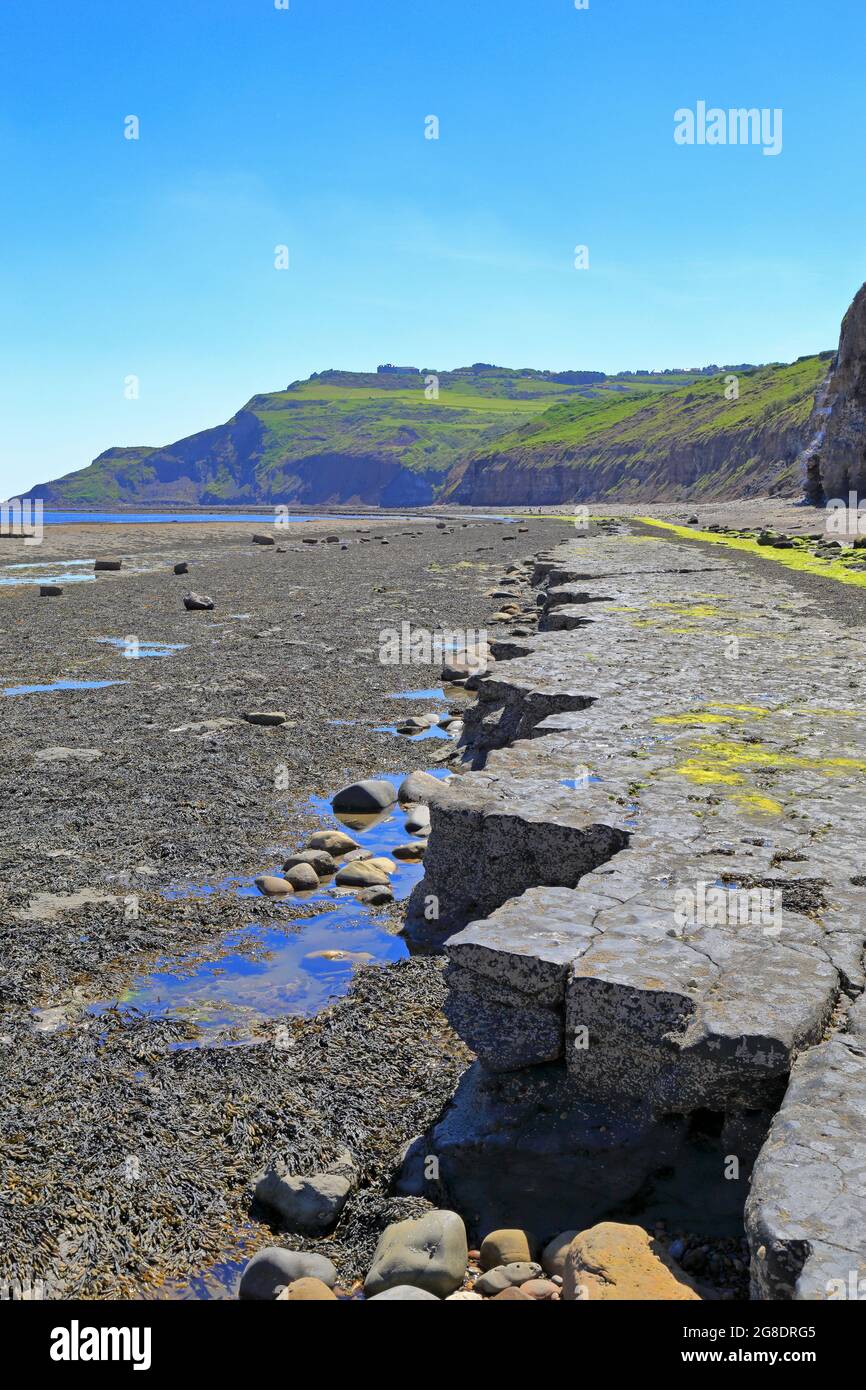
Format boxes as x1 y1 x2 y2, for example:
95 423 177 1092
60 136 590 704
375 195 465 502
332 779 397 814
520 1278 559 1300
397 771 443 805
364 1210 468 1299
540 1230 579 1279
561 1223 701 1301
283 849 338 878
255 1155 357 1234
183 591 214 611
94 558 122 571
277 1277 337 1301
306 830 359 856
404 805 431 834
473 1262 542 1295
239 1247 337 1299
392 843 426 861
173 562 189 574
39 584 63 596
367 1285 440 1300
285 862 319 891
255 875 294 897
243 710 288 726
356 885 394 906
479 1229 538 1271
335 861 391 888
252 533 276 546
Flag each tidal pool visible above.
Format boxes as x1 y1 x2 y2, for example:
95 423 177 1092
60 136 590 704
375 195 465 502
3 679 128 697
89 769 449 1043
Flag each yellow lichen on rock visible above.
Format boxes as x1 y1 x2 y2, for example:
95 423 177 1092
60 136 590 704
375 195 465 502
562 1222 701 1301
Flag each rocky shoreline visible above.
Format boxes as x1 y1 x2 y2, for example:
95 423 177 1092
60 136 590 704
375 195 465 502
2 509 864 1300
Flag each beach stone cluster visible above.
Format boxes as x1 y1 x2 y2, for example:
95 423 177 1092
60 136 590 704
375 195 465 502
237 1217 701 1301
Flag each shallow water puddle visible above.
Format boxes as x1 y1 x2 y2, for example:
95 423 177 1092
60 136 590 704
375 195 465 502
93 910 407 1041
386 687 446 700
95 637 188 659
559 773 603 790
2 679 128 697
0 558 97 586
375 720 450 741
89 770 448 1042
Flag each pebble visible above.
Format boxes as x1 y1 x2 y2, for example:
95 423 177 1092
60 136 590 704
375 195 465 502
254 875 294 897
243 711 287 726
332 779 397 814
479 1229 538 1270
239 1247 337 1299
356 885 394 906
473 1262 541 1296
540 1229 578 1278
183 592 214 611
364 1210 468 1300
284 862 319 891
94 558 122 571
397 771 443 805
255 1157 356 1234
305 830 359 856
335 861 390 888
520 1278 559 1300
404 806 431 834
277 1277 337 1301
39 584 63 597
283 849 338 878
366 1285 439 1300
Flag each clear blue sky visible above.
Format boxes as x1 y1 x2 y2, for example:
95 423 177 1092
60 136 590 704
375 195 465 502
2 0 865 496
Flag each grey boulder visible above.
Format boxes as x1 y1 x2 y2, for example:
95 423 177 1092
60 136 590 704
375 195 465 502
364 1210 468 1299
239 1246 337 1299
333 780 397 814
255 1154 357 1235
283 850 338 878
397 771 443 805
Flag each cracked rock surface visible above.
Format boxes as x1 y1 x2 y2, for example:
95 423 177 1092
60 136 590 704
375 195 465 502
410 521 866 1298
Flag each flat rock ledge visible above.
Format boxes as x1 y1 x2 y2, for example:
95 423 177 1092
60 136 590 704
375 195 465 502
404 526 866 1298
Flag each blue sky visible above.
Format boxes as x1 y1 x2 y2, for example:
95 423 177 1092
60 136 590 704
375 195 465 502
2 0 865 496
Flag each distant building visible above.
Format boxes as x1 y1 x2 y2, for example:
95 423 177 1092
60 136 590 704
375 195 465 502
377 364 420 375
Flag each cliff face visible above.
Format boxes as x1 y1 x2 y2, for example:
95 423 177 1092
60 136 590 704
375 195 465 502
443 356 830 504
803 283 866 504
24 353 834 508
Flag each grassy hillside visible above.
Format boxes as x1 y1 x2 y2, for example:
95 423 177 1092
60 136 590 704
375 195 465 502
25 359 824 507
443 354 832 504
